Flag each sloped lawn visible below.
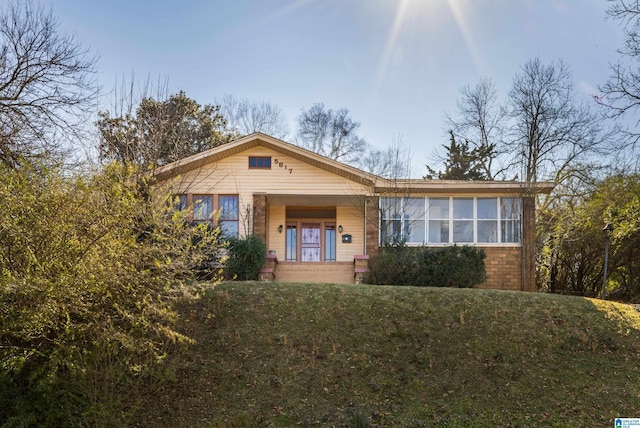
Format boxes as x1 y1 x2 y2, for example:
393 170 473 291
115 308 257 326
138 282 640 427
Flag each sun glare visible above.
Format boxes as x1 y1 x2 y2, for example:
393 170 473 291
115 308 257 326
375 0 412 87
375 0 481 87
445 0 482 72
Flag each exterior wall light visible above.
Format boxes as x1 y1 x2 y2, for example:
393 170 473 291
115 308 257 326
338 225 343 233
278 225 283 233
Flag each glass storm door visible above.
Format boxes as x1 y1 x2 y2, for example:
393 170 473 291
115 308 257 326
301 223 321 262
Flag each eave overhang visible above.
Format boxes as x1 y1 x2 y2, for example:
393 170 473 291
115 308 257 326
374 180 555 195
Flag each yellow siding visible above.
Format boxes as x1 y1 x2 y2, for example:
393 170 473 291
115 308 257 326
336 206 365 261
161 147 372 241
267 206 286 258
167 146 371 196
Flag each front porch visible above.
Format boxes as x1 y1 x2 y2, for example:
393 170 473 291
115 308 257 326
276 261 356 284
258 254 370 284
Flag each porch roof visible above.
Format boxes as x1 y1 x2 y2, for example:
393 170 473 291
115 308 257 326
266 194 366 207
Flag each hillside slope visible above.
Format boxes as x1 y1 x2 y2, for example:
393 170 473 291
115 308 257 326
139 282 640 427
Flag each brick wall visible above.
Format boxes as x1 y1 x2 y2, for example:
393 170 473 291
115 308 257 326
365 196 380 257
252 193 267 243
522 195 536 292
363 194 538 292
481 247 523 291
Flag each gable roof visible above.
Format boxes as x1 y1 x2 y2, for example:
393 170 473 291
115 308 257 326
153 132 554 195
153 132 378 187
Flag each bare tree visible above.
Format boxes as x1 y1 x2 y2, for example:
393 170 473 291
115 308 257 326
0 1 97 167
218 94 289 139
444 78 506 179
508 58 611 185
356 134 412 179
295 103 367 163
598 0 640 167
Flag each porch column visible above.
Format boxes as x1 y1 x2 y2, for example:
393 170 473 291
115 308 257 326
522 196 536 292
253 193 267 243
365 196 379 256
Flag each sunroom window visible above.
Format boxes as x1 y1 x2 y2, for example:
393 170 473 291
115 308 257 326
404 198 426 243
452 198 473 243
173 194 187 212
501 198 521 243
477 198 498 243
427 197 449 244
380 196 521 245
380 198 403 244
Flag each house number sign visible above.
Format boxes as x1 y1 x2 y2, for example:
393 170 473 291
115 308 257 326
273 158 293 174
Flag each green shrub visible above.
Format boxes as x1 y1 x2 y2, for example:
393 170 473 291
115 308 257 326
225 235 267 281
364 244 486 288
0 162 222 426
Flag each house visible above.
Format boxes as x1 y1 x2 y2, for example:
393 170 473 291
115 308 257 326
153 133 554 291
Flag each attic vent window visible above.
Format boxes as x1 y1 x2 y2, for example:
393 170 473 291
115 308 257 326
249 156 271 169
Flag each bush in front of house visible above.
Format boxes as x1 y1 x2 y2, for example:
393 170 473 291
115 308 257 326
225 235 267 281
0 162 223 427
364 244 486 288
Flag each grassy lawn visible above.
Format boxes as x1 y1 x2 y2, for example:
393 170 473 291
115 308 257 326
138 282 640 427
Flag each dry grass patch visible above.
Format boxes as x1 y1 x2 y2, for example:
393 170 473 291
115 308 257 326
138 282 640 427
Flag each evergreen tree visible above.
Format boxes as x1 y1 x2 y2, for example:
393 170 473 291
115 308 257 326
425 131 489 180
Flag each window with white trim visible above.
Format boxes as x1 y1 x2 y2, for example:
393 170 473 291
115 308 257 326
405 198 426 243
380 197 403 244
452 198 474 243
501 197 521 243
380 196 521 245
427 197 449 243
477 198 498 243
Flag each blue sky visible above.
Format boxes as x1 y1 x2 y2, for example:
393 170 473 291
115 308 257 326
47 0 624 175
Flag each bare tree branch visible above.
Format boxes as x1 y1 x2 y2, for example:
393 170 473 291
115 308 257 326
509 58 612 184
444 77 506 179
596 0 640 165
295 103 366 164
218 94 289 139
356 134 412 179
0 1 97 167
